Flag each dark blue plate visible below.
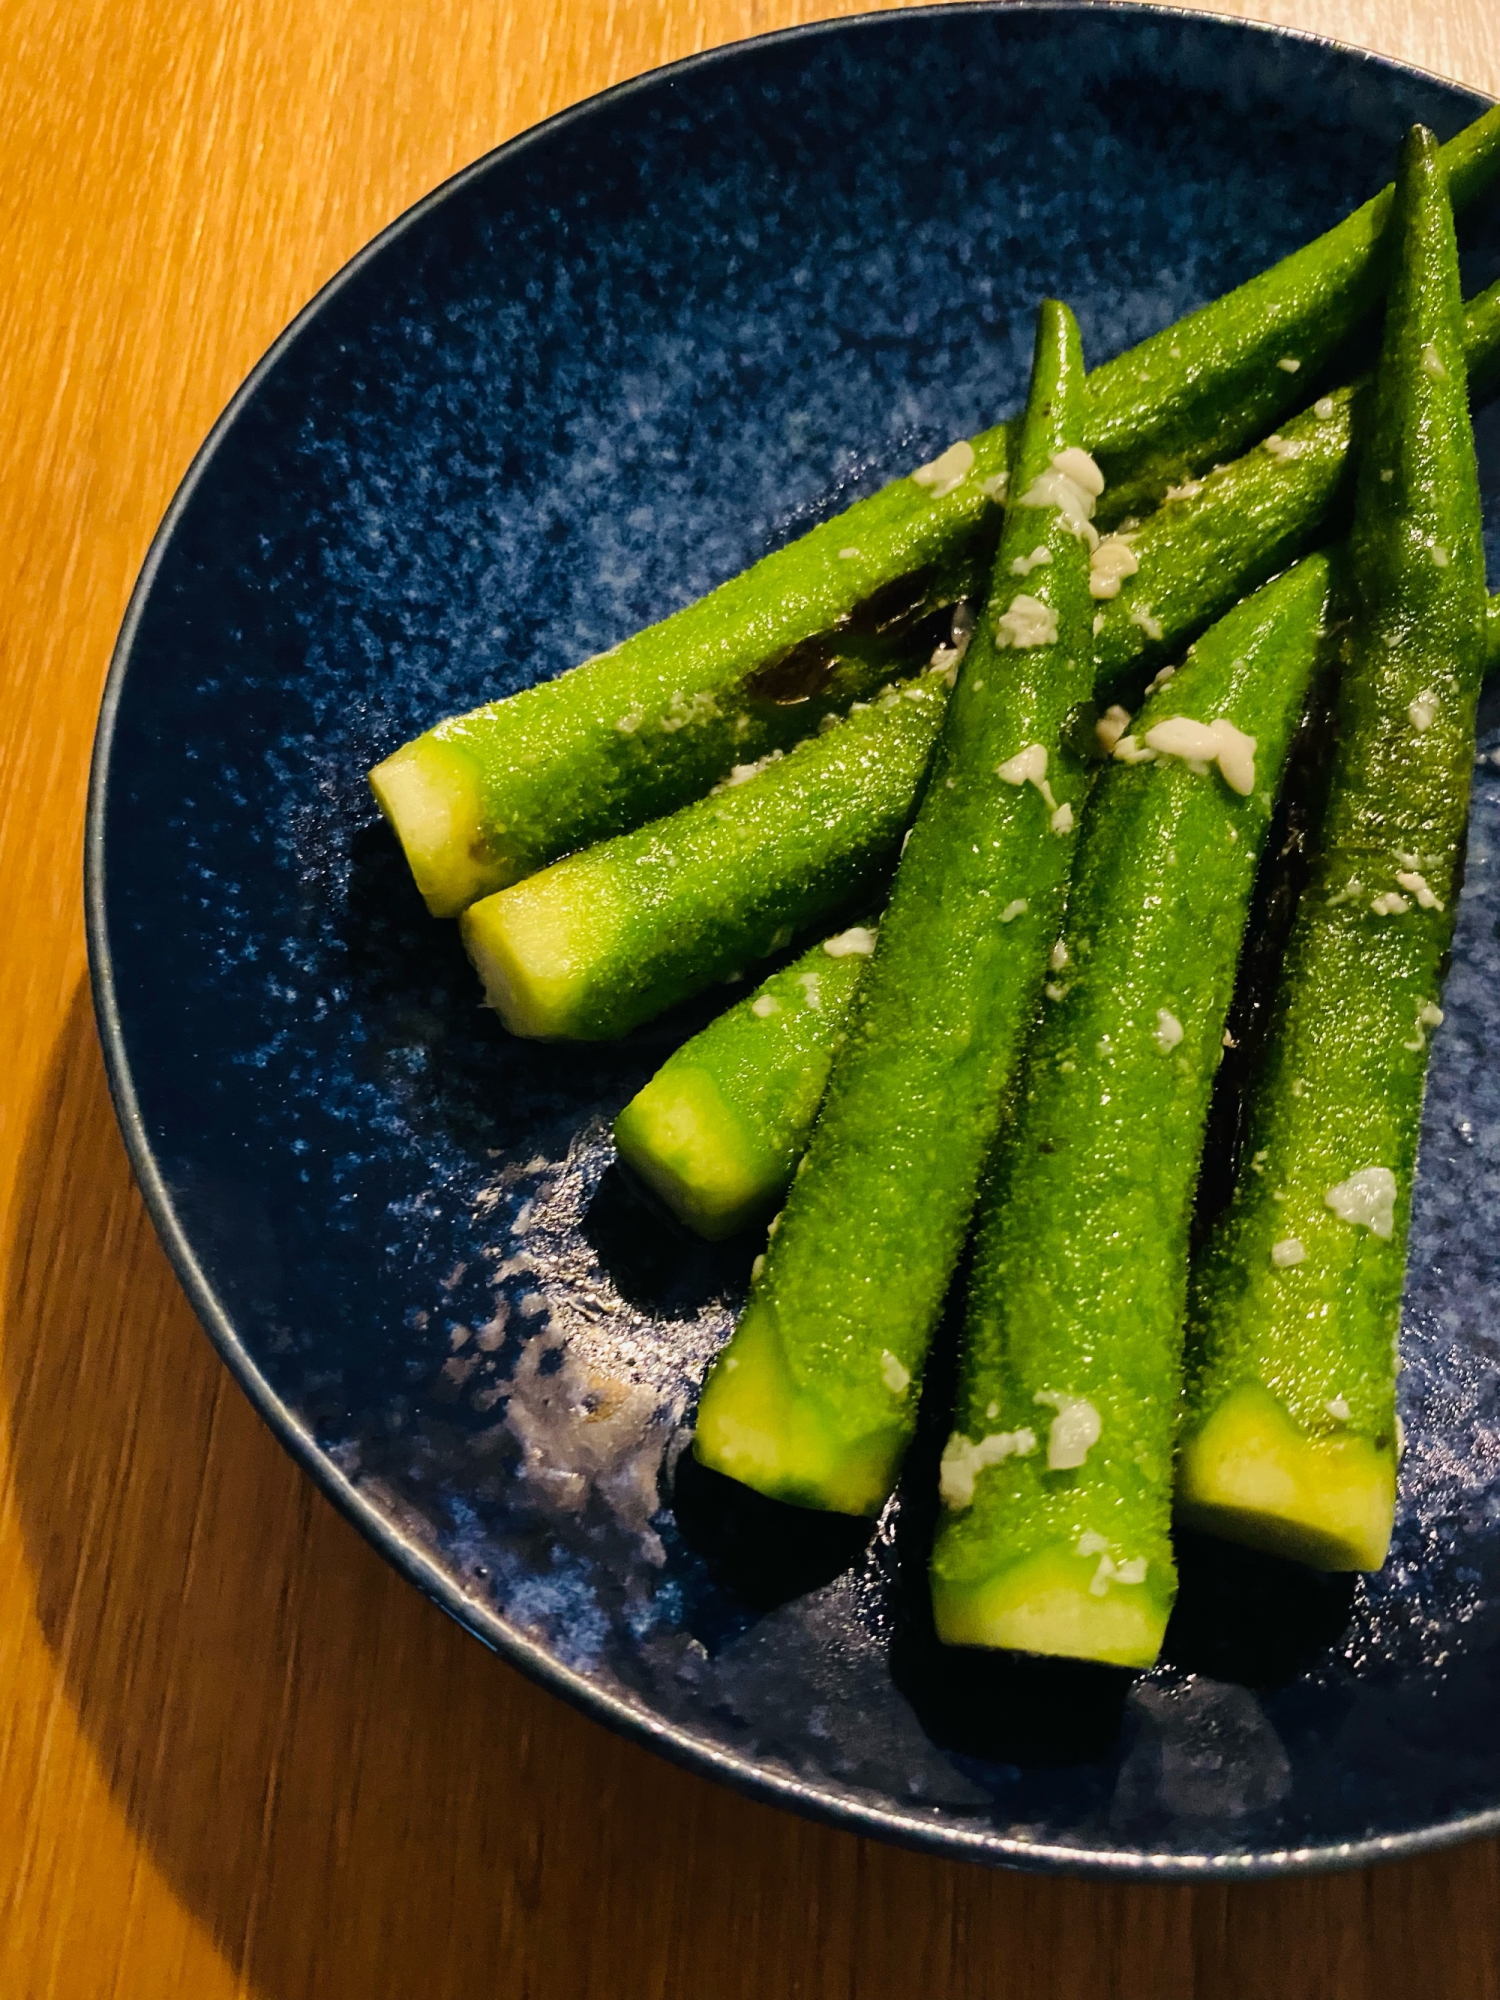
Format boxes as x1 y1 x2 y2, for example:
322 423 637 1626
88 3 1500 1875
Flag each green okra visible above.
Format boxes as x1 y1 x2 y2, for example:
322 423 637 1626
928 557 1333 1669
371 114 1500 915
613 921 876 1240
618 593 1500 1252
1177 127 1489 1574
459 676 943 1041
694 301 1098 1517
1094 277 1500 695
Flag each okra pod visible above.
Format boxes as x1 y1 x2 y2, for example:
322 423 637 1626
1177 127 1489 1573
694 301 1098 1516
459 676 943 1040
613 922 876 1239
928 557 1333 1668
371 115 1500 914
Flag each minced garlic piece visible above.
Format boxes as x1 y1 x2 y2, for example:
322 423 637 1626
911 438 975 496
824 925 878 958
1155 1008 1184 1052
751 994 781 1018
1095 704 1132 754
1324 1166 1397 1238
994 595 1059 650
1089 536 1140 599
938 1426 1037 1508
1271 1238 1306 1267
1010 544 1052 577
880 1350 911 1395
1034 1391 1102 1470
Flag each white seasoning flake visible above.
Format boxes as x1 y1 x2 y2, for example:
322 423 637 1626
1095 704 1132 753
1010 544 1053 577
1089 535 1140 599
981 471 1009 503
938 1427 1038 1508
1370 891 1410 916
1222 1030 1237 1048
986 1400 1000 1420
1144 662 1177 696
1163 478 1205 502
1408 694 1436 732
1262 433 1305 464
1155 1008 1184 1052
824 924 878 958
996 743 1048 787
750 1254 765 1280
1018 449 1105 540
797 972 823 1011
1430 544 1450 568
999 898 1029 924
1277 356 1302 373
1128 603 1164 641
751 994 781 1018
1141 714 1257 794
880 1350 911 1396
995 595 1059 650
1420 1002 1444 1027
615 710 644 734
911 437 976 496
1326 1395 1352 1422
1325 1166 1397 1238
1314 396 1336 420
1395 869 1443 911
1421 341 1448 380
1033 1391 1102 1471
1111 733 1158 765
1089 1552 1148 1596
839 546 860 560
1093 611 1107 637
1051 801 1074 835
1271 1237 1306 1267
1049 939 1069 971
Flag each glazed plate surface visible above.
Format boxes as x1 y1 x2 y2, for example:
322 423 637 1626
89 3 1500 1874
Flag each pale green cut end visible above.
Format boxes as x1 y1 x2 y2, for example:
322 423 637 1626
460 875 601 1040
369 736 499 917
1176 1381 1396 1571
931 1545 1170 1669
694 1304 904 1517
614 1069 776 1241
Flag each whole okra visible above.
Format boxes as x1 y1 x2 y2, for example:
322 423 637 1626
694 301 1098 1516
370 114 1500 915
1177 127 1489 1573
612 921 876 1240
928 557 1333 1669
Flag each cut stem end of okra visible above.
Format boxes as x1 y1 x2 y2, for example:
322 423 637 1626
1175 1383 1396 1571
693 1307 903 1517
461 878 599 1039
370 738 489 918
614 1070 777 1241
930 1546 1172 1670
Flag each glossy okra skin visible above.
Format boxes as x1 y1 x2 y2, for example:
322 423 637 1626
613 924 874 1239
459 675 942 1041
928 558 1333 1668
694 302 1098 1516
1094 278 1500 696
371 114 1500 914
1178 128 1489 1573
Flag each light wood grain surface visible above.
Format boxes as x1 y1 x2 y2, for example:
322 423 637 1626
3 1 1500 1993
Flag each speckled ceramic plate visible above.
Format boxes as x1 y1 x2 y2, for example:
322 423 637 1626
88 3 1500 1876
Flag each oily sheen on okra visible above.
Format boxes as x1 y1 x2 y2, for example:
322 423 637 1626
368 113 1500 916
1178 127 1489 1574
694 300 1098 1516
613 923 876 1240
459 672 942 1041
928 558 1332 1670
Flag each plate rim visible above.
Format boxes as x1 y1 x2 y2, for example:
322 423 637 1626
83 0 1500 1878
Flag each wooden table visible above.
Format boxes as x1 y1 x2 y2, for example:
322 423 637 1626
3 0 1499 1991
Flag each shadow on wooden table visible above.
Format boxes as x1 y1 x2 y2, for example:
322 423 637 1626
5 983 1498 2000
